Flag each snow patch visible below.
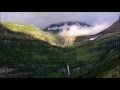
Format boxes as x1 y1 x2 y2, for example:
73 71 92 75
89 37 97 41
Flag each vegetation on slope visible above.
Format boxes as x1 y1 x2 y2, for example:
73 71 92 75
68 21 120 78
0 22 57 45
0 22 76 78
0 21 120 78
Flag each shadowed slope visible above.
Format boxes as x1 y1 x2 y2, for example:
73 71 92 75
0 23 75 78
0 20 120 78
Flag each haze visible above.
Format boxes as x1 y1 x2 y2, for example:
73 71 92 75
1 12 119 29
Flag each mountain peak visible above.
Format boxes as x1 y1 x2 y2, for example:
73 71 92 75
44 21 90 34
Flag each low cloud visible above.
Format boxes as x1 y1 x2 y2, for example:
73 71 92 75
59 23 114 36
1 12 119 29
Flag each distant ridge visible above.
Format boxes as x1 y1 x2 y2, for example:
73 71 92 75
44 21 90 34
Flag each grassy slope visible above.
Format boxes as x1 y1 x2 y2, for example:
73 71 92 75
0 21 120 78
0 22 73 78
0 22 57 45
68 21 120 78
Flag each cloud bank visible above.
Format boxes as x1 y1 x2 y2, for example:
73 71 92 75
0 12 119 36
59 23 112 36
1 12 119 28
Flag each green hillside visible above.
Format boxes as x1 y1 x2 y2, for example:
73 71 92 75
0 22 76 78
0 22 57 45
68 21 120 78
0 21 120 78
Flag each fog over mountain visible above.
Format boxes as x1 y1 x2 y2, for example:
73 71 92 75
1 12 119 29
0 12 120 78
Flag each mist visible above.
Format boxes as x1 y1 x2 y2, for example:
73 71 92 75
59 23 114 36
1 12 119 36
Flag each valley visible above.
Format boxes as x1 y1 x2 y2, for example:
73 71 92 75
0 20 120 78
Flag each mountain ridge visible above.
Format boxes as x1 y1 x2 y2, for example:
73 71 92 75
0 20 120 78
44 21 90 34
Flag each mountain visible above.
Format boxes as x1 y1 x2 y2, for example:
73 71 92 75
75 20 120 44
43 21 91 46
0 20 120 78
0 22 57 45
72 20 120 77
44 21 90 34
0 22 67 78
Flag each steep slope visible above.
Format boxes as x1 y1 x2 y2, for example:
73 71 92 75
0 20 120 78
0 22 75 78
75 21 120 44
68 20 120 78
91 20 120 39
0 22 57 45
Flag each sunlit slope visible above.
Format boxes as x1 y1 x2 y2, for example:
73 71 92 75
0 22 75 78
0 21 120 78
0 22 57 45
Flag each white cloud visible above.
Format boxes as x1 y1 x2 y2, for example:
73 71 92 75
1 12 119 29
1 12 119 36
59 23 113 36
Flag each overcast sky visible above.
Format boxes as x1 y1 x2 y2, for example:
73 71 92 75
0 12 119 29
